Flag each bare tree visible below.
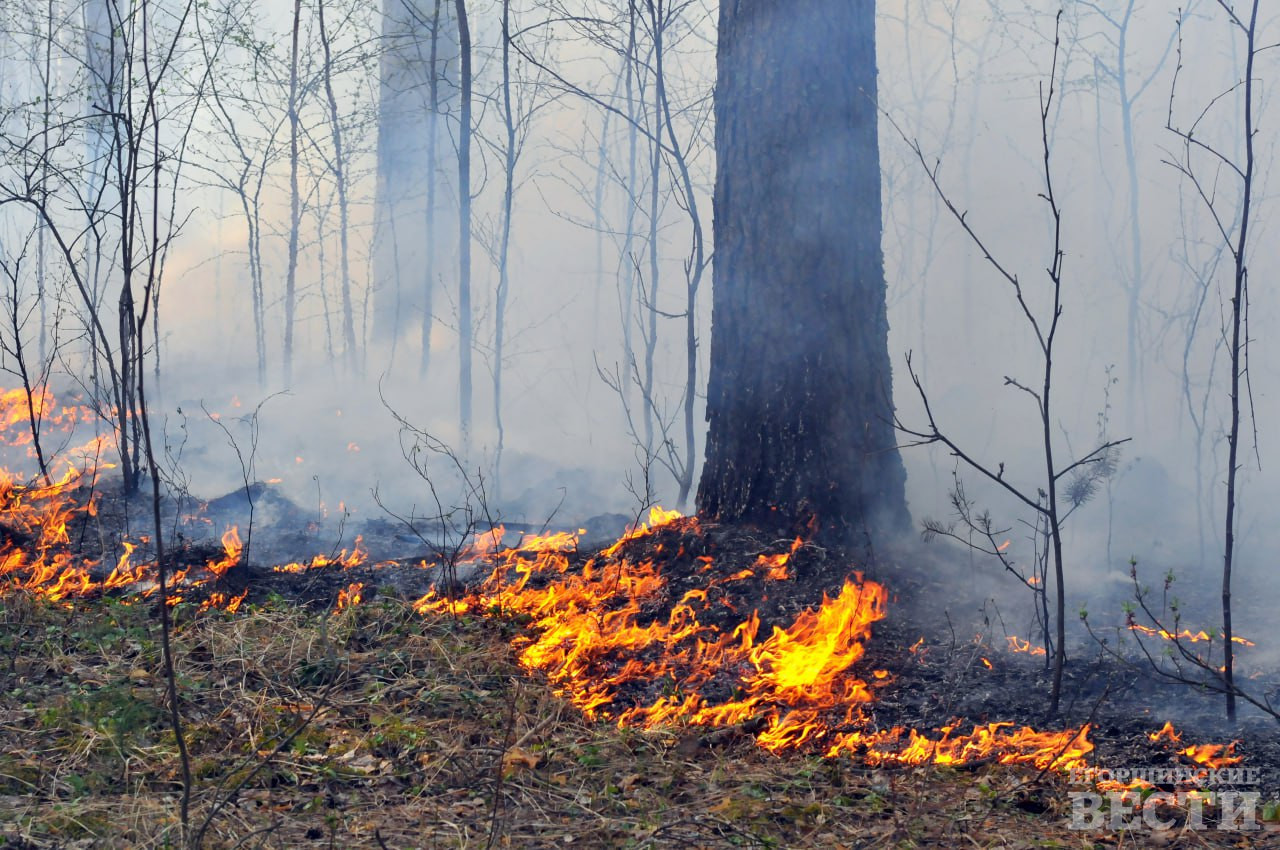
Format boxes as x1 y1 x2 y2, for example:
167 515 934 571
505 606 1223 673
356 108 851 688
1163 0 1261 722
283 0 302 385
421 0 447 376
488 0 556 497
0 234 58 485
317 0 359 374
892 14 1128 715
513 0 713 508
1077 0 1184 431
455 0 473 458
373 0 456 373
193 12 289 384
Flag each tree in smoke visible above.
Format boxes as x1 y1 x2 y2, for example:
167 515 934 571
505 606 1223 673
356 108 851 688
372 0 458 372
284 0 303 386
454 0 473 456
515 0 714 510
698 0 909 544
1164 0 1261 723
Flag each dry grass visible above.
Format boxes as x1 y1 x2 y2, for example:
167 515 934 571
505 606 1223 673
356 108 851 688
0 591 1271 849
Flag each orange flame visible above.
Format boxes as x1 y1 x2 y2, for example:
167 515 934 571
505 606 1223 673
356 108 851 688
1180 741 1242 768
830 722 1093 771
413 515 1104 771
1006 636 1047 656
1128 623 1254 647
199 589 247 614
208 527 243 577
272 536 368 573
336 582 365 610
754 536 803 581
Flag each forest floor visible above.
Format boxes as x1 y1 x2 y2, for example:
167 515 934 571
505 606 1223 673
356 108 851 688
1 586 1276 850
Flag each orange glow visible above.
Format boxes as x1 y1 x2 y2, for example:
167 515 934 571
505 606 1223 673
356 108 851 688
828 722 1094 771
0 387 252 607
415 512 887 755
600 506 688 558
207 527 243 577
754 536 802 581
1143 722 1242 770
199 589 247 614
412 513 1109 772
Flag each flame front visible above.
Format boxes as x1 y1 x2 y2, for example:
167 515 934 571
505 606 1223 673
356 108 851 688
413 509 1102 769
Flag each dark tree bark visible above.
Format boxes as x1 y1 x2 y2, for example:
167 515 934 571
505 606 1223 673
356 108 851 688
697 0 908 544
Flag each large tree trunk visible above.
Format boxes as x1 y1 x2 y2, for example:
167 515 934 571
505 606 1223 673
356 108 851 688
697 0 909 544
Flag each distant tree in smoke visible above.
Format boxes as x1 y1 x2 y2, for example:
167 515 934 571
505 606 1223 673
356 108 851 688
372 0 460 372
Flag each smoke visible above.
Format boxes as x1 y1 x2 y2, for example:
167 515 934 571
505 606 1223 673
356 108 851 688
876 2 1280 651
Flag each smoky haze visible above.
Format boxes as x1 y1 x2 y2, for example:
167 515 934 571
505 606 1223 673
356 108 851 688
0 1 1276 662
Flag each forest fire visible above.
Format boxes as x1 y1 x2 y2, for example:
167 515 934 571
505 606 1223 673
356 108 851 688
0 385 1258 800
4 0 1279 839
0 388 248 604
